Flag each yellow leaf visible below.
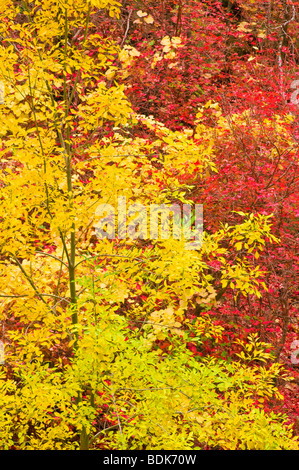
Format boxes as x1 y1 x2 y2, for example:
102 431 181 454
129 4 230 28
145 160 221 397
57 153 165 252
171 37 182 47
161 36 171 46
164 51 176 60
144 14 154 24
137 10 147 17
105 69 115 80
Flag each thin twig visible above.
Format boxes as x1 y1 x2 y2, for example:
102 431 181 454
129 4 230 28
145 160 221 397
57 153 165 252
120 9 133 48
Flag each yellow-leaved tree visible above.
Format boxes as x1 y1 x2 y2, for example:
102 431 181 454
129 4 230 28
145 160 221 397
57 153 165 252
0 0 297 450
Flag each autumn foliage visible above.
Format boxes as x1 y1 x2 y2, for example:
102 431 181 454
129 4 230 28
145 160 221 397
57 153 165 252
0 0 298 450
